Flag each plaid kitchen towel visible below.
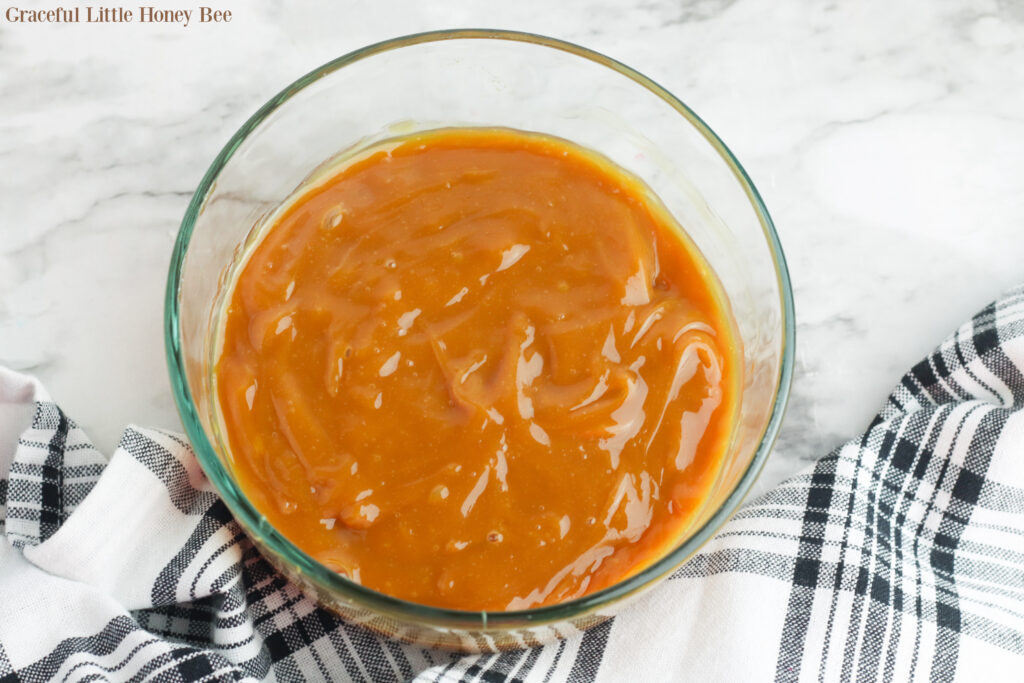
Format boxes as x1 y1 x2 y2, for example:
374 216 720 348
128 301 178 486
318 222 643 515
1 284 1023 682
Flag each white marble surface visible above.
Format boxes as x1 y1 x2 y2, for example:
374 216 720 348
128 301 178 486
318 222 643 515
1 0 1022 495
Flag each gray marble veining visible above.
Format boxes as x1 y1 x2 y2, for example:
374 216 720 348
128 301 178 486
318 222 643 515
1 0 1022 495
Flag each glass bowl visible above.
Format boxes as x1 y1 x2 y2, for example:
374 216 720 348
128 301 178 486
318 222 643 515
165 29 794 652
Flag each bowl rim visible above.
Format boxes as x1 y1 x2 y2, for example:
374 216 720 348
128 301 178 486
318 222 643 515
165 28 796 630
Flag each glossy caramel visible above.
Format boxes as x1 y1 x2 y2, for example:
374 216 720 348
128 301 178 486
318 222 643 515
215 128 739 610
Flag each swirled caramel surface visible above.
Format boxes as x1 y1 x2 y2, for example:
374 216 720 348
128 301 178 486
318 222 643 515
215 128 739 610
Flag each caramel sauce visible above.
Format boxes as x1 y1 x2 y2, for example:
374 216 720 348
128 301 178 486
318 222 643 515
215 128 739 610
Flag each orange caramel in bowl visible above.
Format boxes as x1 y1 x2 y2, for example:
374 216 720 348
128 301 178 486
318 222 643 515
214 128 740 611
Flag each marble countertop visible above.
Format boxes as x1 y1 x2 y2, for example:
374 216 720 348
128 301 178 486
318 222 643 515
1 0 1022 496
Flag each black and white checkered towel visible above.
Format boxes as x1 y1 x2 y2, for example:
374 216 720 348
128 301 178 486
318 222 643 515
1 284 1023 682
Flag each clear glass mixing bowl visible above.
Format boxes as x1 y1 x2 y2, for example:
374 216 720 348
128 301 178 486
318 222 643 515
165 29 795 652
